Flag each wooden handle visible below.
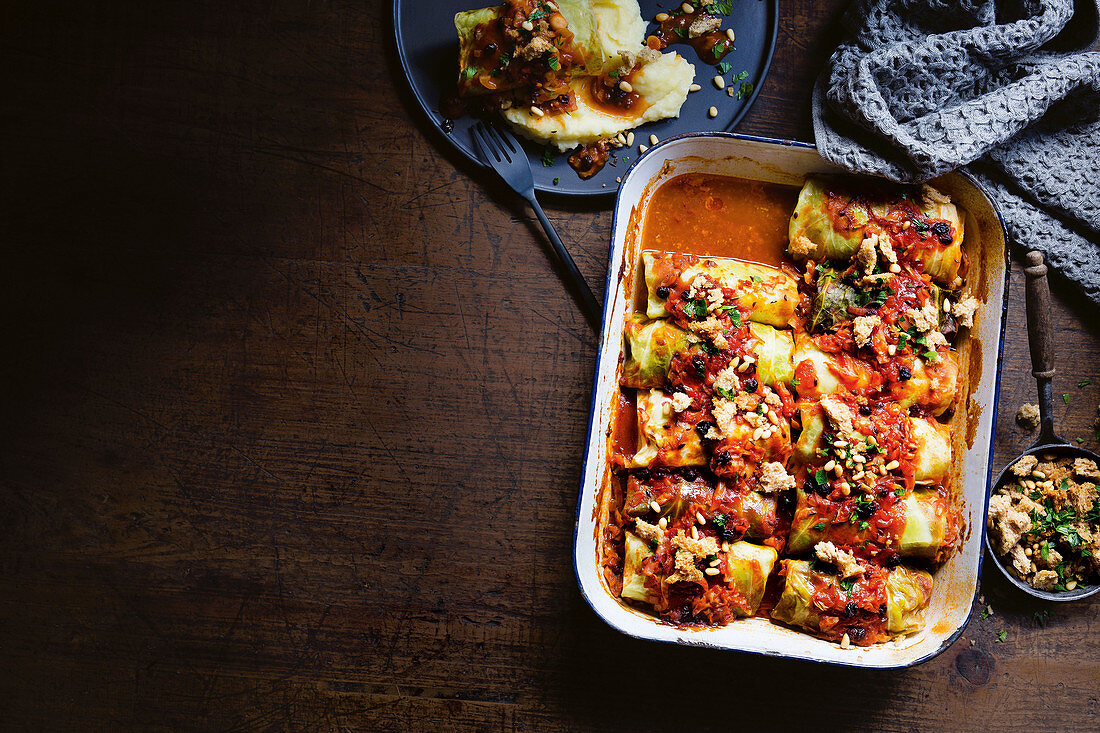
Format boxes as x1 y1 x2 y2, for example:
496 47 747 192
1024 250 1054 379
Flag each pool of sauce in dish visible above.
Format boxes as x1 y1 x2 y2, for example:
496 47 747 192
639 173 799 266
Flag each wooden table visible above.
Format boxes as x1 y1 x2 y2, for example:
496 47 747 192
3 0 1098 728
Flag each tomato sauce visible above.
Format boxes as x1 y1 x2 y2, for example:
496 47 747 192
640 174 798 266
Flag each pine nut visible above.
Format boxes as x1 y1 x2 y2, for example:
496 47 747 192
655 12 669 21
713 76 725 89
705 567 720 576
650 500 662 513
688 83 702 92
530 106 545 117
638 144 648 153
682 2 694 12
626 131 634 146
649 134 659 145
522 20 534 31
707 106 718 118
726 28 736 42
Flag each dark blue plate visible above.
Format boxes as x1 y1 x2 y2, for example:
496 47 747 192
393 0 779 196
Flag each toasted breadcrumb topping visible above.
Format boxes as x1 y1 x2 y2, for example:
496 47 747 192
921 184 951 207
1010 454 1038 476
814 541 865 579
952 296 979 328
906 300 939 333
1074 457 1100 481
633 518 663 545
671 391 693 413
688 14 721 38
1015 403 1040 429
853 315 880 348
758 461 795 494
689 316 729 350
667 531 720 585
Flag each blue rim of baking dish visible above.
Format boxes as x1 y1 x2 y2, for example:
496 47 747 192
572 130 1011 668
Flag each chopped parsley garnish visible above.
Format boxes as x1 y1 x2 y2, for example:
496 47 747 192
814 469 828 486
725 308 742 326
1034 610 1049 626
701 341 720 356
894 487 906 497
552 177 559 185
813 522 826 531
461 66 478 80
711 43 724 59
1062 393 1070 404
715 385 736 400
838 578 855 593
1078 379 1092 387
1077 437 1085 444
716 61 733 75
995 630 1008 643
542 146 555 167
710 0 734 14
735 81 754 100
674 27 687 38
713 513 728 528
546 54 559 71
789 376 800 386
498 52 511 68
683 298 709 320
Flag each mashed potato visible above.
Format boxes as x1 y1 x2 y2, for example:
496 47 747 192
503 51 695 150
589 0 648 69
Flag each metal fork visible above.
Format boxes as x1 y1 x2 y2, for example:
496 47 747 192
471 121 601 330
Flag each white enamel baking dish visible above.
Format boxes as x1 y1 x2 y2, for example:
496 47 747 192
574 133 1009 667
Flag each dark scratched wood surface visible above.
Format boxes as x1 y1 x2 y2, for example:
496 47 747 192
2 0 1099 729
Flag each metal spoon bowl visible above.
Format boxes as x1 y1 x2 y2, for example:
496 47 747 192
984 251 1100 601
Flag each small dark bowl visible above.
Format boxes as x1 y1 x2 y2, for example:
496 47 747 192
985 443 1100 602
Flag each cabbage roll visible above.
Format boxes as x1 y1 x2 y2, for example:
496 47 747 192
746 322 795 386
788 177 964 285
910 418 950 484
788 177 872 262
719 489 779 541
621 531 657 603
724 541 778 617
642 251 798 327
455 1 603 94
631 389 706 468
786 488 950 557
893 351 959 417
792 333 876 397
624 471 712 518
897 489 950 559
771 560 932 641
621 316 691 388
885 565 933 634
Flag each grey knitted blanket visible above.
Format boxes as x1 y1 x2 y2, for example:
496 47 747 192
812 0 1100 309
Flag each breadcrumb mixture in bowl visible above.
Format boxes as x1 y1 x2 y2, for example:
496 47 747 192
987 451 1100 597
